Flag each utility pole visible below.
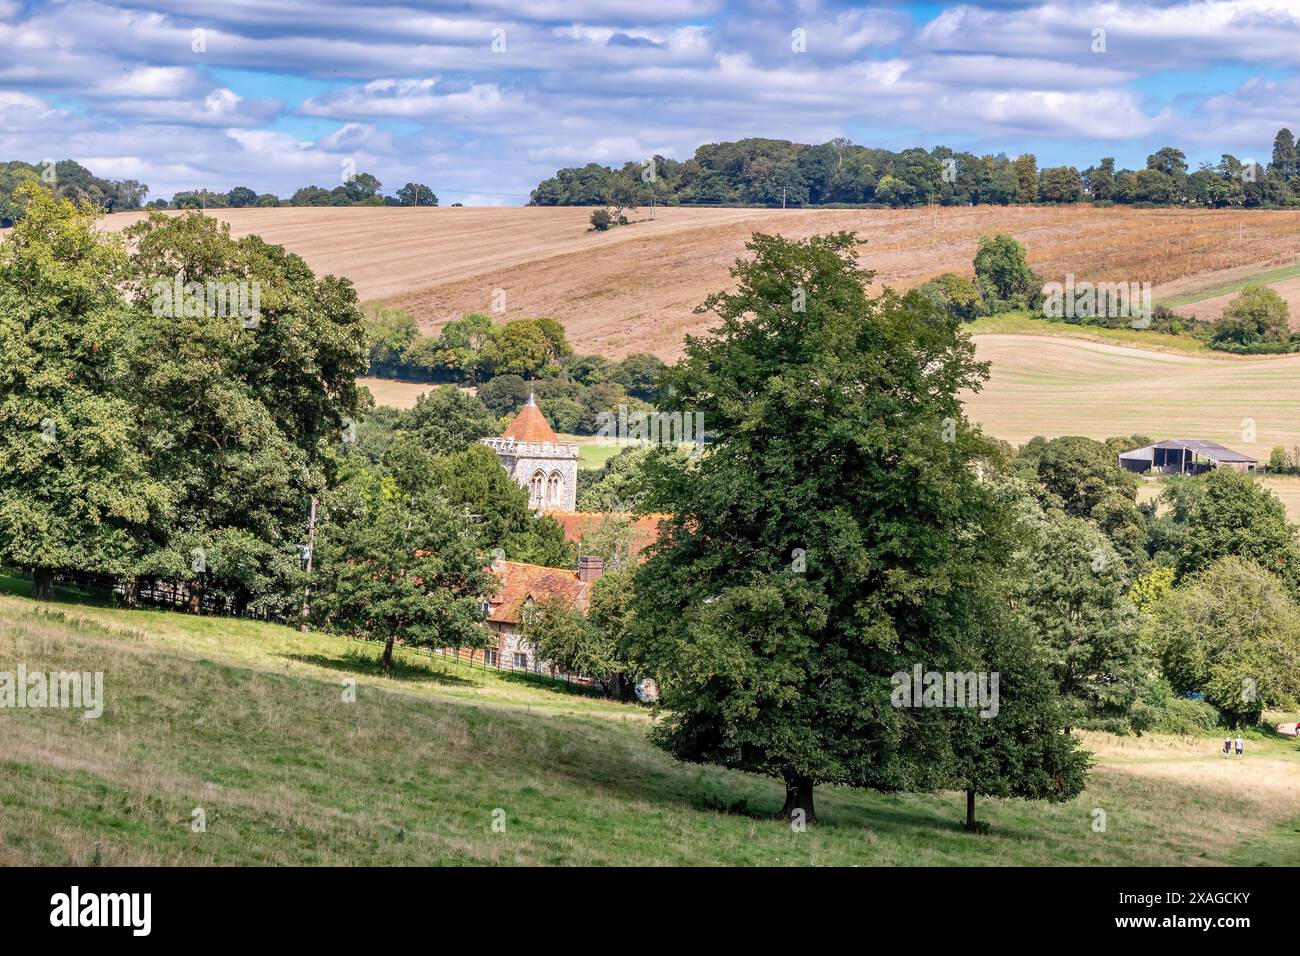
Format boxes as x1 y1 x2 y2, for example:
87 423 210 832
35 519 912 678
300 495 318 632
781 186 787 210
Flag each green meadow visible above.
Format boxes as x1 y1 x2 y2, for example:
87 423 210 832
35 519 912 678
1 576 1296 866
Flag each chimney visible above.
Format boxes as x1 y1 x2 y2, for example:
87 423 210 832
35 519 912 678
577 555 604 583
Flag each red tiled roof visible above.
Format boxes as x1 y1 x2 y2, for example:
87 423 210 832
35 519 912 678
500 395 558 443
486 560 590 625
548 512 669 561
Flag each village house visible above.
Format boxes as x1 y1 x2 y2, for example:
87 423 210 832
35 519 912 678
443 556 603 671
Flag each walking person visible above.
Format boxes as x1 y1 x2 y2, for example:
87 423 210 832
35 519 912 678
1234 735 1244 757
1223 737 1232 758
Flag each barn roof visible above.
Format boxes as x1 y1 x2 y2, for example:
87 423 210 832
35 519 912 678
499 394 558 443
1118 439 1257 463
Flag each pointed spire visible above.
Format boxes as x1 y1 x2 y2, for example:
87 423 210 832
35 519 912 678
500 392 558 442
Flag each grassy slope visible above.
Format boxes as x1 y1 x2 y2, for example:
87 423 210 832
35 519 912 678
967 312 1212 355
1 577 1297 866
1158 260 1300 309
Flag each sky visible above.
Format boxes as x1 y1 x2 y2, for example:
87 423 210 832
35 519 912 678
4 0 1300 204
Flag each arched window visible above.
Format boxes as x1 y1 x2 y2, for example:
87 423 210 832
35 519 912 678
528 470 546 508
547 471 563 507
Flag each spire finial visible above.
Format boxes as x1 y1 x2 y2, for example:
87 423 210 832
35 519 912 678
526 391 536 407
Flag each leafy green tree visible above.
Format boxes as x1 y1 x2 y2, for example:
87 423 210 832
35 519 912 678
0 184 172 598
433 312 494 379
291 185 332 206
604 168 643 221
389 385 497 458
1014 510 1149 733
1129 565 1175 616
1134 169 1174 203
1085 158 1117 201
1271 128 1297 181
610 353 666 400
914 272 985 322
312 474 495 673
946 590 1089 829
483 320 552 377
626 231 1013 821
122 209 368 613
533 317 572 368
362 305 420 375
528 567 638 697
226 186 258 207
1173 468 1300 586
0 161 41 224
1032 435 1135 517
342 172 382 203
1037 166 1083 203
1013 154 1038 203
1152 556 1300 724
576 444 653 511
576 513 641 570
539 397 582 433
421 445 571 566
973 233 1038 305
1213 285 1290 347
396 183 437 206
1146 146 1188 180
567 355 612 385
476 374 531 418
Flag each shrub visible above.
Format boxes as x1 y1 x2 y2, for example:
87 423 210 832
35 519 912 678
1154 696 1223 735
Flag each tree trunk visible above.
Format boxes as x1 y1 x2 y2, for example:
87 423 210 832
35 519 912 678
32 568 56 601
381 637 395 675
124 577 142 608
188 580 204 615
965 788 977 831
779 776 816 824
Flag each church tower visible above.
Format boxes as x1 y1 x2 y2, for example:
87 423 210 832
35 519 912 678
480 394 578 512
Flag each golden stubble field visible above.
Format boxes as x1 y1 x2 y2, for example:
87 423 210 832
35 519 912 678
99 204 1300 359
964 334 1300 460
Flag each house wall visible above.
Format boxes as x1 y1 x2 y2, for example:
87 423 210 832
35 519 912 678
443 622 553 673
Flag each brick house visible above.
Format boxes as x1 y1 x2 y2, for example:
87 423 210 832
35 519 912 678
443 556 604 672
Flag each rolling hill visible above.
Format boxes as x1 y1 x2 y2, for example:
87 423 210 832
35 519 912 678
97 204 1300 359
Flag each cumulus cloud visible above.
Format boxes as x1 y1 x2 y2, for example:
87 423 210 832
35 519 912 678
0 0 1295 201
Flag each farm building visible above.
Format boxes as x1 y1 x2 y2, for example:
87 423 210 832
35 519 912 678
1117 439 1257 475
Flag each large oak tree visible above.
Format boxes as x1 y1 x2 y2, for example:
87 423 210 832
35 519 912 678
625 232 1030 821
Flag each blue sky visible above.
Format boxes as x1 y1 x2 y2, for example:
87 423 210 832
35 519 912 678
4 0 1300 203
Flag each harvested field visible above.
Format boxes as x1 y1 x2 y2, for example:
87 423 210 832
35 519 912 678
964 334 1300 461
96 205 1300 359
